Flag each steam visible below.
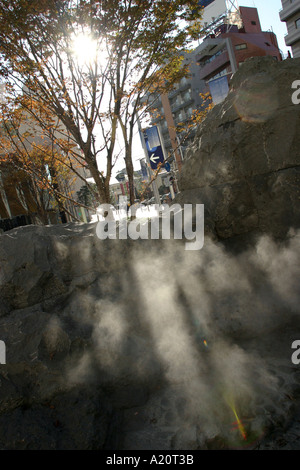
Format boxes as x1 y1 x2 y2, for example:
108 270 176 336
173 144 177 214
63 229 300 448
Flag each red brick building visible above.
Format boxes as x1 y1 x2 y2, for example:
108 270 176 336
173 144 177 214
197 7 282 84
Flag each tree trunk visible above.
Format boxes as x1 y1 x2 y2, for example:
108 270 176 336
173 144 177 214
87 162 110 204
124 145 135 206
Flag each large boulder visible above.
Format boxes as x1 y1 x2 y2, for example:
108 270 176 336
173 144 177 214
177 56 300 240
0 223 300 449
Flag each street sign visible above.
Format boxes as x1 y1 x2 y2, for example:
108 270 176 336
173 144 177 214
164 162 171 172
143 126 165 170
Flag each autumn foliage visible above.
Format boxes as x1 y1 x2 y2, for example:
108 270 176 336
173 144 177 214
0 0 204 209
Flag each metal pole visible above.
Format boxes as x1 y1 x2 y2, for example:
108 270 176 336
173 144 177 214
169 184 175 199
157 124 177 200
226 37 238 74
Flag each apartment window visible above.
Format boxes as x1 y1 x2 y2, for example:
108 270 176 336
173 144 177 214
175 95 182 106
251 21 256 25
296 18 300 29
183 89 191 101
201 48 224 66
235 43 247 50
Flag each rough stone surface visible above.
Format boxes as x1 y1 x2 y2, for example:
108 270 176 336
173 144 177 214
176 56 300 240
0 223 300 449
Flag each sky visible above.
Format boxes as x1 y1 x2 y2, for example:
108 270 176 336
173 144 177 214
111 0 291 183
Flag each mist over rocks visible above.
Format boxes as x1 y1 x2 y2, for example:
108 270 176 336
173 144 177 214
0 222 300 450
176 56 300 240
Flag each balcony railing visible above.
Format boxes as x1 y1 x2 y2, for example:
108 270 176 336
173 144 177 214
168 82 191 99
279 2 300 22
284 27 300 46
199 50 230 80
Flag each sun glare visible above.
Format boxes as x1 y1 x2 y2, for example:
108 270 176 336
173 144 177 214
72 33 99 66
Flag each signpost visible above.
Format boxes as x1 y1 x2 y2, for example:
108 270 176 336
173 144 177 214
140 158 148 181
138 120 178 203
138 124 161 204
143 126 165 171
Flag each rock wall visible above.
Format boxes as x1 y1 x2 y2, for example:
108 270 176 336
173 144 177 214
176 57 300 239
0 223 300 449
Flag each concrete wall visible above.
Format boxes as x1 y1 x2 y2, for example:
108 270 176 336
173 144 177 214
201 0 227 26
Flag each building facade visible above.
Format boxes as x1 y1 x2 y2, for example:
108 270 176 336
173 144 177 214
144 49 206 168
197 7 282 85
0 156 92 231
279 0 300 58
144 6 282 166
0 115 92 231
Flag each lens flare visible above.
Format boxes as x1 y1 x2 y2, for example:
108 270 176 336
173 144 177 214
230 405 247 441
233 73 279 123
224 394 248 443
